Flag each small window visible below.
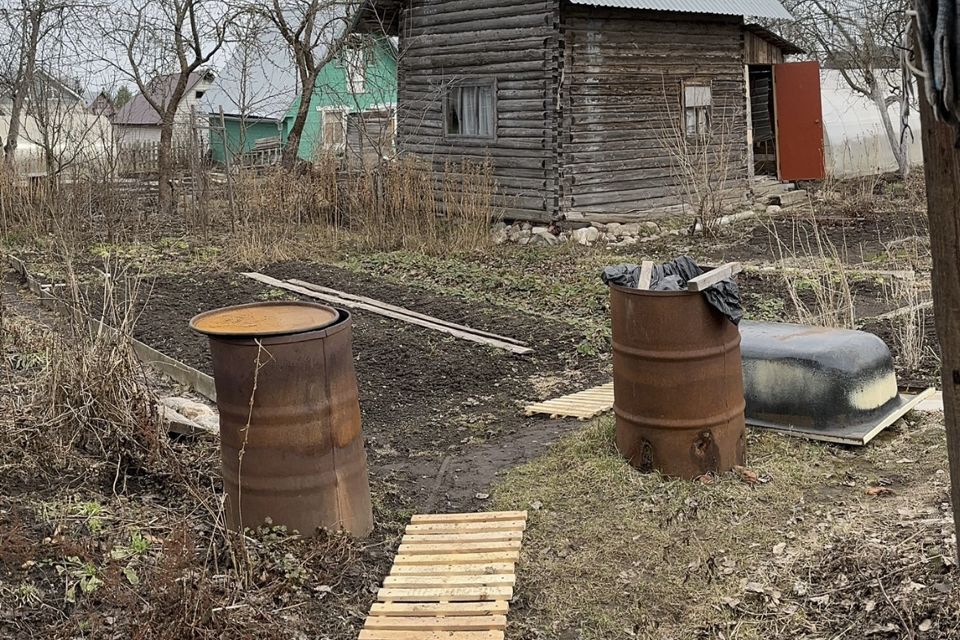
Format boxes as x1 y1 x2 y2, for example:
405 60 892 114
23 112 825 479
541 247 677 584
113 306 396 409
684 83 712 138
345 46 366 94
195 90 205 99
322 110 345 148
445 82 495 138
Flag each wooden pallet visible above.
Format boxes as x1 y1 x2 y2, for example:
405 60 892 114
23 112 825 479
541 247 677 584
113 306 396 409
523 382 614 420
360 511 528 640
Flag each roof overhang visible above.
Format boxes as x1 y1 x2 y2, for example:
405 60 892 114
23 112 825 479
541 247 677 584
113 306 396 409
567 0 792 20
744 23 806 55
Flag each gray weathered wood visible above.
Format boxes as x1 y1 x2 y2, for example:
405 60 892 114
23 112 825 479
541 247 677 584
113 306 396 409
686 262 742 292
286 279 528 347
637 261 654 290
917 67 960 563
243 273 533 355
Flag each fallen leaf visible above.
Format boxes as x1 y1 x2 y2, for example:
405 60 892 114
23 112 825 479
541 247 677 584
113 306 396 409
865 486 894 497
919 619 932 632
734 466 759 485
744 581 766 594
865 599 876 612
773 542 787 556
123 566 139 586
530 500 543 510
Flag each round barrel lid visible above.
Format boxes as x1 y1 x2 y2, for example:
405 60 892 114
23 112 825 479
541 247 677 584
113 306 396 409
190 301 339 337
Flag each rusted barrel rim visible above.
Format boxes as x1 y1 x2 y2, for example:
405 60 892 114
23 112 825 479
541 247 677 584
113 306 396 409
608 283 700 297
190 301 347 342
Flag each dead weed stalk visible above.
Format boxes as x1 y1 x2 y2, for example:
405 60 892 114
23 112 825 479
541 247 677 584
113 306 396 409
28 256 167 477
766 211 857 329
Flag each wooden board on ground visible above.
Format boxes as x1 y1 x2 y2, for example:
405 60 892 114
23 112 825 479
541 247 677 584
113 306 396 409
242 272 532 355
359 510 527 638
524 382 614 420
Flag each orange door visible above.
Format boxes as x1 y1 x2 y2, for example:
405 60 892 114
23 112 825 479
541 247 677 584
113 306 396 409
773 61 825 181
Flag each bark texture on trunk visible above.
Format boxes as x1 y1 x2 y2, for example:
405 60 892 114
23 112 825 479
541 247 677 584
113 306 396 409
872 81 910 178
157 117 175 215
917 85 960 563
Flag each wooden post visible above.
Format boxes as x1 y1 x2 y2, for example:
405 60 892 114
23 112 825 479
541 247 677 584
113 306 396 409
917 81 960 560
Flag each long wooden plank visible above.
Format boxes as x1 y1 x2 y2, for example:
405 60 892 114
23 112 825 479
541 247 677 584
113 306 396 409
393 552 520 565
686 262 742 292
383 574 516 588
359 631 504 640
397 541 522 555
403 531 523 543
364 616 507 631
287 279 529 348
242 273 533 355
410 511 527 524
377 587 513 602
389 563 515 575
369 601 510 617
406 521 526 534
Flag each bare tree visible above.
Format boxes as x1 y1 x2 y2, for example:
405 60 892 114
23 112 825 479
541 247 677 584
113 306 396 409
0 1 79 168
102 0 230 214
256 0 355 168
778 0 913 177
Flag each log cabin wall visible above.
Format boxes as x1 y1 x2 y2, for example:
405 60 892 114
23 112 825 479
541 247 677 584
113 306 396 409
558 5 750 219
744 30 786 65
396 0 561 222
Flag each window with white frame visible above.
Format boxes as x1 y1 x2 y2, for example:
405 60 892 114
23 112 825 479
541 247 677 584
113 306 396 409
684 82 712 138
445 81 495 139
345 45 366 94
322 109 346 149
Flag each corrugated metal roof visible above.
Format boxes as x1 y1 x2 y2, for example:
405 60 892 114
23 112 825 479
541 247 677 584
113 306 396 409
568 0 792 20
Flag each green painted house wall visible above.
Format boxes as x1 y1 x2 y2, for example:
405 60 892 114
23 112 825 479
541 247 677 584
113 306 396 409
208 36 397 165
288 36 398 160
209 119 285 165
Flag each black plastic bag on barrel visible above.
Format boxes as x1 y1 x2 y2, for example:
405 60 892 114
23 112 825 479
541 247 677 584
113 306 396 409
601 255 743 324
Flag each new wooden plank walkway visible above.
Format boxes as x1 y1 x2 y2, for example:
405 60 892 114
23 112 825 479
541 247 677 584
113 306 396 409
523 382 614 420
360 511 528 639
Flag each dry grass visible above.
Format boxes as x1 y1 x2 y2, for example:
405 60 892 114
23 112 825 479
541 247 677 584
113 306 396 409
494 414 957 639
765 210 857 329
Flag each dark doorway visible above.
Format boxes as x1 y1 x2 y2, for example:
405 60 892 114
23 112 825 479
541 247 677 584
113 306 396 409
749 66 777 176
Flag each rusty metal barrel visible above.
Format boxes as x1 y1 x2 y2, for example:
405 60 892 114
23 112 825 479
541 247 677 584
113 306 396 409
190 301 373 537
610 285 746 479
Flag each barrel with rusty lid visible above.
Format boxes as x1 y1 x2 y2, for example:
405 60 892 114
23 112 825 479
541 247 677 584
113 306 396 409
191 301 373 537
610 285 746 479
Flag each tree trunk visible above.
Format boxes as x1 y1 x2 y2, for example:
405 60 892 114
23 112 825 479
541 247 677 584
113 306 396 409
917 80 960 563
3 5 42 169
283 90 315 169
872 82 910 178
157 116 175 216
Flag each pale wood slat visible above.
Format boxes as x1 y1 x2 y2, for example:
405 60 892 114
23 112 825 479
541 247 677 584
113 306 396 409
364 615 507 630
389 563 515 575
524 382 615 419
392 552 519 565
406 520 526 534
359 632 504 640
403 531 523 544
377 586 513 602
410 511 527 524
383 574 515 588
369 601 509 617
397 540 522 555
